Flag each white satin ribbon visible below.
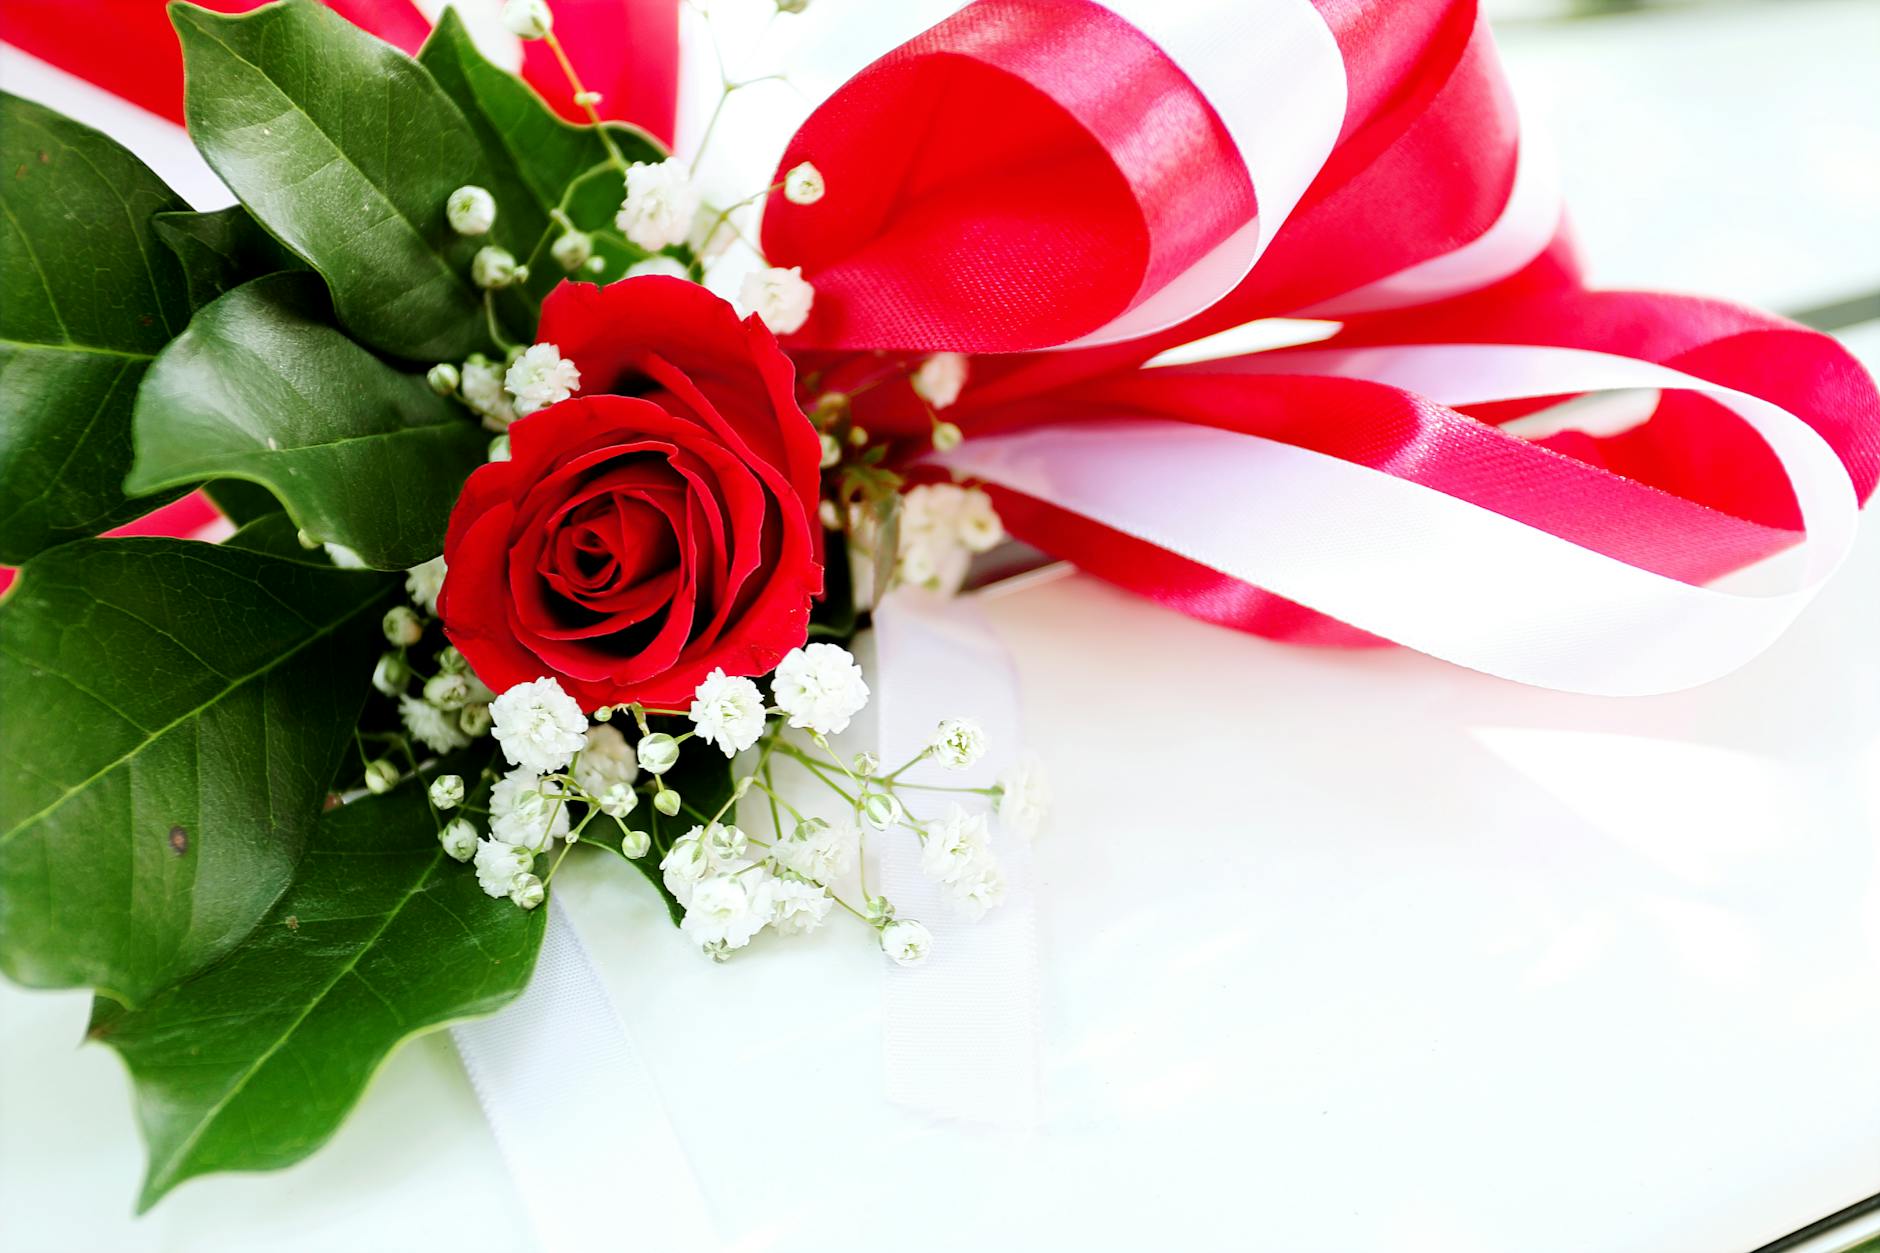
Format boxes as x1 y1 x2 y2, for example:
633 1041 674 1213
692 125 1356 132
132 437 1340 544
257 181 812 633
451 901 718 1253
872 591 1043 1128
1064 0 1347 347
940 343 1859 696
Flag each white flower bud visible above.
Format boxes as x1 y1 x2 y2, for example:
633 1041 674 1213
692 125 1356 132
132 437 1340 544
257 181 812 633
880 918 932 966
573 90 602 108
500 0 552 40
364 758 400 794
864 894 894 923
862 791 902 830
439 817 478 861
848 425 869 447
472 245 519 289
597 781 637 818
776 0 810 13
931 421 963 452
447 185 497 236
737 266 815 335
819 431 841 468
460 703 493 737
427 362 460 395
852 751 880 776
912 352 969 411
430 774 466 810
818 500 841 530
488 433 512 462
783 161 825 205
509 871 546 909
653 788 682 817
383 605 423 647
637 732 680 775
424 671 471 711
372 652 411 697
550 230 594 271
620 828 652 858
437 646 469 674
704 822 747 861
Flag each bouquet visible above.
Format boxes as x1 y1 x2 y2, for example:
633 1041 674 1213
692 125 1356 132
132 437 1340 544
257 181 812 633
1 0 1874 1219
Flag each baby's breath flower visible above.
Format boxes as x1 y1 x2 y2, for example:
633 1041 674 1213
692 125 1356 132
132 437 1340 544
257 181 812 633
424 671 471 711
500 0 552 40
550 230 593 272
504 343 581 416
430 774 466 810
488 433 512 462
439 817 478 862
491 677 587 773
574 723 638 797
772 643 869 736
475 838 533 897
862 791 902 831
879 918 932 966
783 161 825 205
738 266 814 335
637 732 680 775
653 789 682 817
616 158 699 251
509 872 546 909
680 872 770 954
771 817 857 883
489 768 571 852
383 605 423 647
472 245 519 290
364 759 400 794
597 782 637 818
427 362 460 395
911 352 968 410
620 828 652 859
997 752 1051 840
760 876 833 935
461 356 519 429
401 695 470 754
372 652 411 697
406 556 446 615
688 669 767 757
459 703 493 737
447 185 496 236
929 717 987 770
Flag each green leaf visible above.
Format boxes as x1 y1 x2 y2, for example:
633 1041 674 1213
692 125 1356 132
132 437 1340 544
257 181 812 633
203 478 283 528
0 91 192 564
417 7 665 299
172 0 492 361
153 205 306 311
89 759 544 1210
222 511 318 561
0 539 395 1004
126 272 486 570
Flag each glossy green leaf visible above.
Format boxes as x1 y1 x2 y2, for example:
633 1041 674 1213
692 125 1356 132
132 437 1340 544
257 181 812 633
221 511 317 561
0 539 395 1004
417 7 665 299
89 758 543 1210
172 0 492 360
126 272 486 570
0 91 192 564
153 204 306 312
203 478 283 528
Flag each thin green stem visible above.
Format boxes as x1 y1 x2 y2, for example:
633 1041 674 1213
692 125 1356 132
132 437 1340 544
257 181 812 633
544 31 628 171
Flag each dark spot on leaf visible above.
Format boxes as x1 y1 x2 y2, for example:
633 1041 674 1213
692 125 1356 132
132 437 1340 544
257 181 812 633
139 314 154 327
37 150 49 164
284 915 300 932
323 792 342 811
167 825 188 856
12 164 24 179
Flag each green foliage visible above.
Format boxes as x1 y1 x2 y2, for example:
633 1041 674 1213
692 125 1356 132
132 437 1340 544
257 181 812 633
0 92 192 564
90 759 544 1210
171 0 496 360
0 539 395 1005
126 273 486 570
153 204 307 312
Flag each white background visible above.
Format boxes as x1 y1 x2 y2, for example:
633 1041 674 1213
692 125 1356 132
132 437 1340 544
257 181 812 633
3 1 1879 1250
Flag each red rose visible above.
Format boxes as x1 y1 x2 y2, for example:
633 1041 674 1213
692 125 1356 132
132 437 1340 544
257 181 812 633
439 277 824 710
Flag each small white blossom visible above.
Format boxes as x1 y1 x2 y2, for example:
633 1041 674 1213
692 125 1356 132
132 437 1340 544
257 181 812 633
439 817 478 861
510 872 546 909
372 652 410 697
574 723 638 797
462 356 519 429
931 420 963 452
681 872 770 953
430 774 466 810
401 695 470 754
891 484 1005 595
772 643 869 736
504 343 581 417
427 362 460 395
637 732 680 775
500 0 552 40
771 817 857 883
490 768 571 853
383 605 423 646
911 353 968 410
321 541 367 569
704 822 748 862
460 703 493 737
406 556 446 615
953 864 1005 920
919 805 993 886
819 432 841 469
879 919 932 966
688 669 767 757
653 788 682 817
550 230 593 272
955 488 1003 553
929 718 987 770
597 782 637 818
424 671 471 711
660 830 712 905
364 758 399 794
862 791 902 831
783 161 825 205
491 677 588 773
619 828 651 858
738 266 814 335
472 245 519 289
760 876 833 935
616 158 699 252
447 185 496 236
997 753 1051 840
474 838 533 898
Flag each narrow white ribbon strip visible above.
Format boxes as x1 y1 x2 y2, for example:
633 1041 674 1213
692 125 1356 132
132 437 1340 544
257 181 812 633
940 343 1860 696
451 901 719 1253
873 591 1044 1127
1063 0 1347 347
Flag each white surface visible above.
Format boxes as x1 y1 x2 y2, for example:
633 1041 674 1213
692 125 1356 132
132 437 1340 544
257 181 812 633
4 0 1880 1249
